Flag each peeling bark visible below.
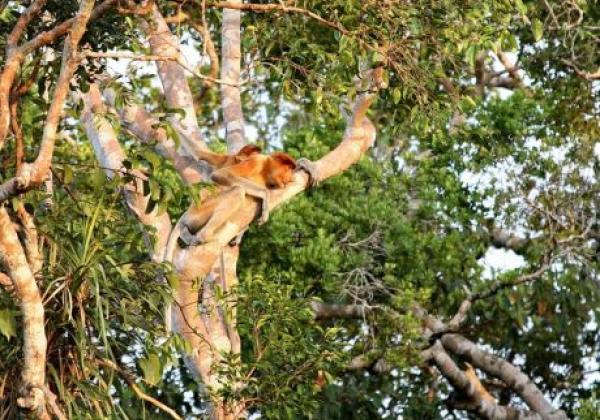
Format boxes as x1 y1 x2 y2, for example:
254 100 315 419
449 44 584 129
0 208 48 418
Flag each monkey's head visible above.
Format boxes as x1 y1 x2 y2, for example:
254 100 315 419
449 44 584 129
266 152 297 188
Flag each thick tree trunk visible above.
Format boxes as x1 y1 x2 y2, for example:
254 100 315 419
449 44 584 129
0 208 48 419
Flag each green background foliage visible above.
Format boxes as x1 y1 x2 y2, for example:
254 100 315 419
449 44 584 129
1 0 599 418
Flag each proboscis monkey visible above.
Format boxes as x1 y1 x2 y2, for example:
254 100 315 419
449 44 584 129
164 146 317 263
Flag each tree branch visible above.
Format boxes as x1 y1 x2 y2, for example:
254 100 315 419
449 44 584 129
0 0 97 202
82 84 172 261
208 2 349 35
310 301 369 320
167 68 384 388
438 332 567 419
80 51 240 85
220 0 246 152
0 0 116 150
427 341 543 419
140 3 207 158
102 87 211 184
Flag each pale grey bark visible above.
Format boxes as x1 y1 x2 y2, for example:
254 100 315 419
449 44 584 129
438 333 567 420
141 3 207 158
82 84 172 261
220 0 246 152
103 89 210 184
426 341 543 419
0 208 48 418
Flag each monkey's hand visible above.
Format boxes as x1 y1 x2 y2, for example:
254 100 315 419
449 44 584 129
257 190 270 225
179 226 202 247
296 158 320 188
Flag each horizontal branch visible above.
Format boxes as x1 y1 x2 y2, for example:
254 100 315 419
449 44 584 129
208 2 348 35
310 301 369 320
80 51 242 86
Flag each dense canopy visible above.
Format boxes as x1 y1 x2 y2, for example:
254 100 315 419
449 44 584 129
0 0 598 419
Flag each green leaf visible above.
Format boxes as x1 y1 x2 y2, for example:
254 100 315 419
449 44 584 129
139 354 162 386
63 166 74 185
0 310 16 340
392 88 402 104
532 19 543 42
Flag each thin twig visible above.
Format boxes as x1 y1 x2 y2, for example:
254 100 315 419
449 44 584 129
80 50 243 86
97 359 182 420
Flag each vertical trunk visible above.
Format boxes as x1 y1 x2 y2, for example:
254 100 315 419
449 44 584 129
220 1 245 153
0 208 48 419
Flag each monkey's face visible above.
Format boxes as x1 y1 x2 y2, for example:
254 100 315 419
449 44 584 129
266 153 296 188
266 166 293 188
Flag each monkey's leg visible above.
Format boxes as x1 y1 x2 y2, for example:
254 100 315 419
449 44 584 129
196 186 244 243
179 199 219 246
211 170 271 225
296 158 320 187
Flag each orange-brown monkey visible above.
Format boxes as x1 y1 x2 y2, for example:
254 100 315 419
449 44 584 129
166 146 314 261
196 144 262 169
179 151 298 244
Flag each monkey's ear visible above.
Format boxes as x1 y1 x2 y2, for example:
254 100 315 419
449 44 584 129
238 144 262 157
272 152 297 169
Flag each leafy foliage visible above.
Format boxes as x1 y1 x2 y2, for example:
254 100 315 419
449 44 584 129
1 0 599 418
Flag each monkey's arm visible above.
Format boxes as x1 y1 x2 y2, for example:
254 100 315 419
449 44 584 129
296 158 320 187
211 165 271 224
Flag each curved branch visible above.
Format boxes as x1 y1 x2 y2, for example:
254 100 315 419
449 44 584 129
0 0 97 202
439 333 566 419
427 341 543 419
0 0 116 150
